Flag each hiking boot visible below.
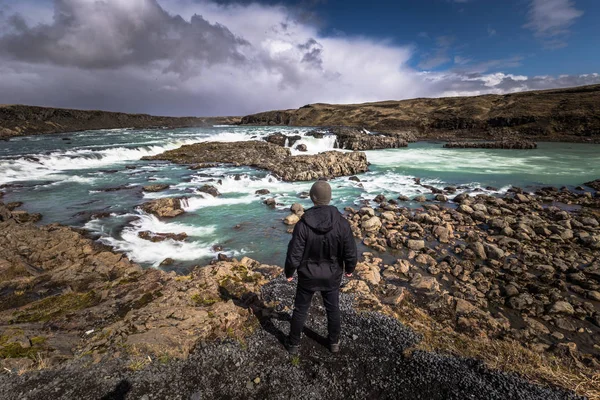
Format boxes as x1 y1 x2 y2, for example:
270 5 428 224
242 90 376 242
285 337 300 355
330 341 340 353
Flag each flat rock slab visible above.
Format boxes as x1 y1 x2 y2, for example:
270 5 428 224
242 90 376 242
144 141 368 181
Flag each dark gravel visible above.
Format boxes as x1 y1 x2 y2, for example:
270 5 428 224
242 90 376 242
0 276 582 400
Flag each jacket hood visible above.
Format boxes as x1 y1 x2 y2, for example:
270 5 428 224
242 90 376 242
302 205 341 234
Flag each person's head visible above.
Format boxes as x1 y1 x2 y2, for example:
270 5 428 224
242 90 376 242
309 180 332 206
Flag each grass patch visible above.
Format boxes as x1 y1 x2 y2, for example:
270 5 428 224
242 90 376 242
191 294 219 306
10 291 100 323
291 355 300 367
0 335 48 359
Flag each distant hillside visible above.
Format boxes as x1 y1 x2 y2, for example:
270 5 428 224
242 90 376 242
0 105 240 139
240 84 600 142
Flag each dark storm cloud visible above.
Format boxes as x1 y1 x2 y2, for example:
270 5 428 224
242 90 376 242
0 0 248 74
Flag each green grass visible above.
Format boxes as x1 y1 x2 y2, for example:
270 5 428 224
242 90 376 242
10 291 100 323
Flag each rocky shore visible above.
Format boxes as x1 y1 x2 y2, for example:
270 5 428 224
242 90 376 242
240 84 600 142
0 200 593 399
444 140 538 149
343 182 600 363
143 141 369 181
0 105 239 140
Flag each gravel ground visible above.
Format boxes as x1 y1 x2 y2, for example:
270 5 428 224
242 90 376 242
0 276 582 400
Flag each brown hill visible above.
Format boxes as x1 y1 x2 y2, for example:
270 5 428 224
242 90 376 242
0 105 239 139
240 84 600 142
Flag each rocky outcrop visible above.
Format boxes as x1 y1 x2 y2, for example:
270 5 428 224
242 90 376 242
585 179 600 191
443 140 538 149
140 197 187 218
331 127 408 150
143 141 368 181
264 133 301 147
0 105 239 139
0 202 280 369
240 84 600 142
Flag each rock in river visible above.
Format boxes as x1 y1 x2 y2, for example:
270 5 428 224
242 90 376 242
143 141 368 182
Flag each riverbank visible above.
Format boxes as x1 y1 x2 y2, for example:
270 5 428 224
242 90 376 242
1 181 599 398
240 84 600 143
0 105 239 140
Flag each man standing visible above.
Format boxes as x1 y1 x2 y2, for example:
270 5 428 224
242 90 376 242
284 180 357 355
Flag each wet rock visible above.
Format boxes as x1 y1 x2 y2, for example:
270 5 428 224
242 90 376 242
143 184 170 192
140 197 186 218
263 198 276 207
373 194 386 203
413 195 427 202
255 189 270 195
199 185 221 197
349 176 361 182
295 144 308 152
290 203 304 216
137 231 187 242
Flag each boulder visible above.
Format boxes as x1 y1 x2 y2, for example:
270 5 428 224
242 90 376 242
295 144 308 152
407 240 425 251
410 274 440 292
264 198 276 207
290 203 305 215
141 197 186 218
255 189 270 195
284 214 300 225
361 216 382 232
199 184 221 197
549 301 575 315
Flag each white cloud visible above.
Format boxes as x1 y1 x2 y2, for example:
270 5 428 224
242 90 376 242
0 0 597 116
524 0 583 48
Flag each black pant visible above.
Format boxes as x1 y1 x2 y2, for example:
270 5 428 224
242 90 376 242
288 285 341 346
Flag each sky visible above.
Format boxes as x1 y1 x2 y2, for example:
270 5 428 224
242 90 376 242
0 0 598 116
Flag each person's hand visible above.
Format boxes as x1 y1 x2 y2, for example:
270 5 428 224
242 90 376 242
287 277 294 282
345 273 353 278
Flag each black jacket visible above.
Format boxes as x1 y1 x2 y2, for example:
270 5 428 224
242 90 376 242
285 205 358 291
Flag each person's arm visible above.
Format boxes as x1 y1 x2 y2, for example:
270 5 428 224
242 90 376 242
284 221 307 280
342 220 357 275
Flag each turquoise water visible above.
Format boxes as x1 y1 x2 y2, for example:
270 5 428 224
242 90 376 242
1 127 599 272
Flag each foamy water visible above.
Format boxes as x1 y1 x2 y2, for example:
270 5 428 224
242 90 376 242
2 126 600 271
